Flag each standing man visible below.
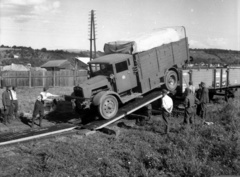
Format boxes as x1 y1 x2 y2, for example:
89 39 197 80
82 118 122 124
40 87 59 101
32 95 44 128
183 88 196 126
189 81 195 94
196 83 202 117
40 87 59 111
11 86 18 119
199 82 209 123
196 83 202 100
2 85 13 124
161 89 173 134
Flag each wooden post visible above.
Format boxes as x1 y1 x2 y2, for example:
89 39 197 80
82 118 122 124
53 68 55 87
29 70 31 88
43 70 45 87
74 70 76 86
213 69 216 89
0 69 2 88
189 69 193 83
226 69 229 87
220 69 223 90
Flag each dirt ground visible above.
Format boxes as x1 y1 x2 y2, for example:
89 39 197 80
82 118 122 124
0 87 77 134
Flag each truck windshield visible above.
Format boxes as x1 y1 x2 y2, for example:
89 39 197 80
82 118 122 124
90 64 113 76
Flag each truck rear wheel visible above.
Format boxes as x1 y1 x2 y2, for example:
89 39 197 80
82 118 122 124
165 70 178 91
98 95 118 119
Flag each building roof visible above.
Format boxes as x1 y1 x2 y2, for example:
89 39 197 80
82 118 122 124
88 54 132 64
41 60 70 68
75 57 90 65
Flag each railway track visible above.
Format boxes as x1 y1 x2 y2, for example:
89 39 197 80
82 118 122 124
0 90 164 146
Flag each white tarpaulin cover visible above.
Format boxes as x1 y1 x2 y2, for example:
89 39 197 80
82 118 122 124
131 28 180 53
104 27 183 54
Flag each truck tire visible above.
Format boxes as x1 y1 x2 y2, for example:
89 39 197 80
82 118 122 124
98 95 118 119
165 70 178 91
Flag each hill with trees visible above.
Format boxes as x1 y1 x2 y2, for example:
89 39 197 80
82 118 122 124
0 45 104 67
0 45 239 67
190 48 240 65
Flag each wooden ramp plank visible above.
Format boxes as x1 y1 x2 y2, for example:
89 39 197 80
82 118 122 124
83 90 163 130
0 124 76 146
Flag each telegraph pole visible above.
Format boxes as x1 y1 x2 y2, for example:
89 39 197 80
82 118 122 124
89 10 97 61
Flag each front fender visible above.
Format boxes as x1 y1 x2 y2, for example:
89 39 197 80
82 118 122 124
92 91 122 106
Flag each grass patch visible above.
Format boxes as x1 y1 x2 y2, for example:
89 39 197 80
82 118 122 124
0 90 239 176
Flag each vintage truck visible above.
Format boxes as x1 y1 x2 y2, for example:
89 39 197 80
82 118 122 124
67 26 190 119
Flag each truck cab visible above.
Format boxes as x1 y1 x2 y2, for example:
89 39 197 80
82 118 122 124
89 53 137 94
71 53 137 119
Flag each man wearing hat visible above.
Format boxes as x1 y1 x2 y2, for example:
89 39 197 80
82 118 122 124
199 82 209 123
161 89 173 134
2 85 13 124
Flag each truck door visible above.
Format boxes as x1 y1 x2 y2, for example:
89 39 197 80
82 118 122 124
114 60 135 93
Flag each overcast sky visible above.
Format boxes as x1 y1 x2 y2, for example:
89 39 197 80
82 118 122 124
0 0 239 51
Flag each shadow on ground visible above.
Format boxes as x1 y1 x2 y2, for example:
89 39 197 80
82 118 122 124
44 101 80 123
19 116 32 127
43 100 99 125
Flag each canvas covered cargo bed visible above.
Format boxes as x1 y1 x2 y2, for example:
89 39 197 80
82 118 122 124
104 27 186 54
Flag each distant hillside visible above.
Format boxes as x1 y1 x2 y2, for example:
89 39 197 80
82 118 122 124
0 45 239 67
189 49 240 65
0 46 104 67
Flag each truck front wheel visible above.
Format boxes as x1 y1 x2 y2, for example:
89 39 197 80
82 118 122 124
165 70 178 91
98 95 118 119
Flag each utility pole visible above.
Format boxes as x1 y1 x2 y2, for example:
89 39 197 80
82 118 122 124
89 10 97 61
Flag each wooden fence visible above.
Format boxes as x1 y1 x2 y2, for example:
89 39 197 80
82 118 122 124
0 70 88 88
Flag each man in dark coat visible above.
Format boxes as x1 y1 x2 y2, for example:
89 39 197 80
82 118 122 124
196 83 202 100
196 83 202 116
32 95 44 128
199 82 209 123
183 88 196 126
2 85 13 124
